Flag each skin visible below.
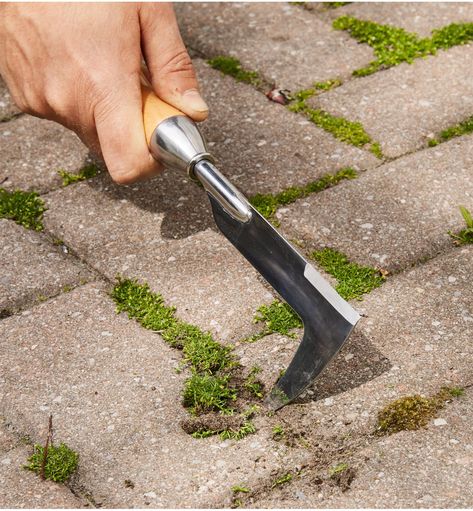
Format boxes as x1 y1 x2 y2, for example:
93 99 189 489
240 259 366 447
0 3 208 184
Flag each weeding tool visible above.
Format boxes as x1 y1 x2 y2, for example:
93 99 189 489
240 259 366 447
142 87 360 410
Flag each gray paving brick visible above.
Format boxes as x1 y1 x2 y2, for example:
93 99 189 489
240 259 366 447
279 135 473 273
0 283 308 508
0 219 94 315
194 59 377 194
0 114 93 193
329 2 473 37
0 77 20 122
177 3 375 90
311 44 473 158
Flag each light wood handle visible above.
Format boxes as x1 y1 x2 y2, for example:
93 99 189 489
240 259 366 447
141 85 185 145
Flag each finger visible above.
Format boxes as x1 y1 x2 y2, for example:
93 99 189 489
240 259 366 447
93 73 162 185
139 3 208 122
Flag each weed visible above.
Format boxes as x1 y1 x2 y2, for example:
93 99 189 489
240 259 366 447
449 206 473 245
57 163 100 186
246 300 302 342
448 386 465 397
183 374 237 415
334 16 473 76
0 188 46 231
369 141 384 159
220 420 256 440
24 443 78 483
272 472 293 488
326 2 351 7
231 485 250 494
311 248 385 300
272 424 285 440
208 56 262 87
243 366 264 398
249 167 357 223
329 462 349 476
429 115 473 147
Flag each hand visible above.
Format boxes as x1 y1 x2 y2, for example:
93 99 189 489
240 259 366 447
0 3 208 184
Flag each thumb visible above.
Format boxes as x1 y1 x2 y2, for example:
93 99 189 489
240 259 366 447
139 3 208 122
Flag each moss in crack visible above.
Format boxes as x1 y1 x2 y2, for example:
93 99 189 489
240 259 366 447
271 472 293 488
326 2 351 7
246 300 302 342
208 56 262 87
292 78 342 102
249 167 357 224
429 115 473 147
310 248 385 300
449 206 473 245
24 443 78 483
333 16 473 76
57 163 100 186
376 386 464 435
0 188 46 231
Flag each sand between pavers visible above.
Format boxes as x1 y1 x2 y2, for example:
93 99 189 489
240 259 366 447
280 134 473 273
0 282 309 508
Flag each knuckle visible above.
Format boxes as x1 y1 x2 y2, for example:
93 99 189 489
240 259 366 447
159 48 194 76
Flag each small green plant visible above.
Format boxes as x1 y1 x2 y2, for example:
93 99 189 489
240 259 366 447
334 16 473 76
326 2 351 7
272 472 293 488
249 167 357 224
377 386 463 435
292 79 342 102
57 163 100 186
429 115 473 147
246 300 302 342
183 374 237 415
449 206 473 244
272 424 285 440
329 462 349 477
208 56 262 87
0 188 46 231
311 248 385 300
243 366 264 398
231 485 250 494
220 420 256 440
24 443 78 483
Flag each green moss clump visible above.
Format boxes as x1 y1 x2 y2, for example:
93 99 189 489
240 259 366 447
58 163 99 186
449 206 473 245
377 387 464 435
334 16 473 76
311 248 385 300
111 278 237 414
208 56 262 87
369 142 384 159
329 462 349 476
246 300 302 342
272 472 293 488
249 167 357 223
429 115 473 147
24 443 78 483
232 485 250 494
0 188 46 231
272 424 285 440
292 79 342 102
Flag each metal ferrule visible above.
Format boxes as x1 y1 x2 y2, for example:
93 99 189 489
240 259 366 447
149 115 252 224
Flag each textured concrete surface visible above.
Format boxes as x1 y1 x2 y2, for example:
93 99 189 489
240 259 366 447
0 77 20 122
312 44 473 158
0 432 86 508
177 3 375 90
0 283 308 508
0 220 93 315
329 2 473 37
0 114 93 193
280 135 473 273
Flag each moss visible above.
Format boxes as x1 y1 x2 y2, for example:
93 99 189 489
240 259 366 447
249 167 357 223
183 374 237 415
246 300 302 342
326 2 351 7
272 472 293 488
429 115 473 147
208 56 262 87
329 462 349 476
272 424 285 440
369 141 384 159
220 420 256 440
311 248 385 300
243 366 264 398
334 16 473 76
57 163 100 186
292 79 342 102
0 188 46 231
232 485 250 494
449 206 473 245
377 386 463 435
189 407 257 440
24 443 78 483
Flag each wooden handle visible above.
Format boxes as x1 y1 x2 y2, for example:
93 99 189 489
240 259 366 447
141 85 185 145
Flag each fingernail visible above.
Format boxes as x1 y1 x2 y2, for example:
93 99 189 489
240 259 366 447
182 89 209 113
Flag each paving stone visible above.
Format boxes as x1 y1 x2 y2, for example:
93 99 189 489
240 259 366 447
311 44 473 158
176 3 375 90
0 219 94 315
0 77 20 121
280 135 473 273
328 2 473 37
0 283 308 508
0 114 93 193
194 59 378 194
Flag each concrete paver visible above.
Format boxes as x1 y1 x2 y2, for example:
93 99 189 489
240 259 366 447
0 283 308 508
0 219 93 315
328 2 473 37
177 3 375 90
312 44 473 158
280 135 473 273
0 114 93 193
